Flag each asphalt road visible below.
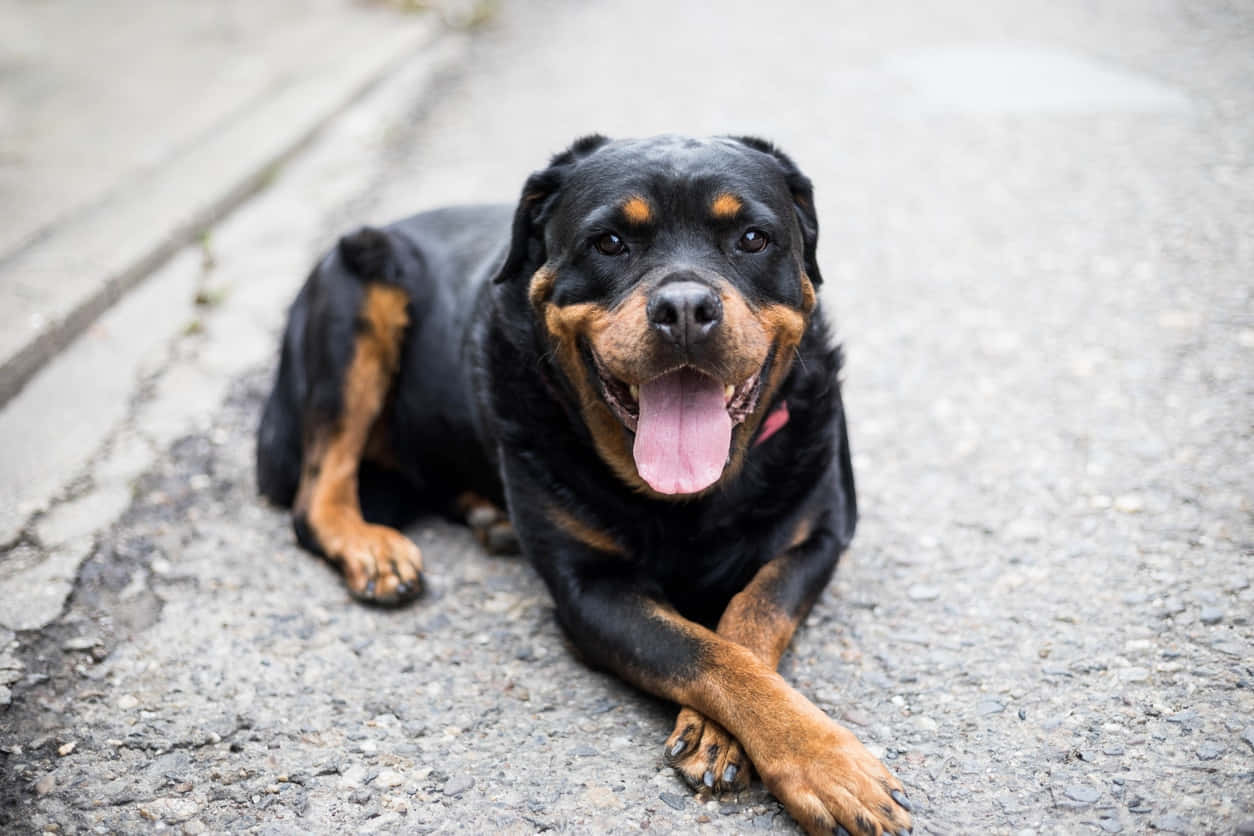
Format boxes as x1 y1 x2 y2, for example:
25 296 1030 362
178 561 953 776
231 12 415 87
2 0 1252 833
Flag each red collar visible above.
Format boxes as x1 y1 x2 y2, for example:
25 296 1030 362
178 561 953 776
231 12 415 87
753 401 790 446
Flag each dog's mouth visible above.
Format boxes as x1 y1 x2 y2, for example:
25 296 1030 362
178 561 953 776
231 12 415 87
593 355 763 495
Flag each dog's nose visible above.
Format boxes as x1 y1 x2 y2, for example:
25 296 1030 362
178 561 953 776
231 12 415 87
647 281 723 349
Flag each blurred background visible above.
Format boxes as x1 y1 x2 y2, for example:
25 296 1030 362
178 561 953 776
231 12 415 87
1 1 1250 833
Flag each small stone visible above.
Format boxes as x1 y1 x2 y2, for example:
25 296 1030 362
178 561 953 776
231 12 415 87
1150 814 1190 833
57 742 76 757
348 788 371 805
1006 517 1044 541
1113 495 1143 513
34 773 56 796
658 791 687 810
1098 818 1123 833
117 694 138 710
906 585 939 601
141 797 199 823
1063 784 1100 803
1196 742 1224 761
580 785 623 810
1241 727 1254 751
1234 818 1254 836
977 699 1005 715
572 744 598 757
1117 667 1149 683
443 775 474 796
374 769 403 788
1198 607 1223 625
61 636 99 652
1102 743 1125 756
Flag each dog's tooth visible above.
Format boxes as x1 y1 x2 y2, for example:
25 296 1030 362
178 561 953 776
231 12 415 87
724 384 735 403
629 384 639 400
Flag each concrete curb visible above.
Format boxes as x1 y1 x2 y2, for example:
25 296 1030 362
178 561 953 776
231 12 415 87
0 16 446 407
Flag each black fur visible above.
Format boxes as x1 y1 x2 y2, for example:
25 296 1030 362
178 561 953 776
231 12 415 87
257 132 855 685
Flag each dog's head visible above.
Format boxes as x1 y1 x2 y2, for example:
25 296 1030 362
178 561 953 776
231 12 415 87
495 135 822 497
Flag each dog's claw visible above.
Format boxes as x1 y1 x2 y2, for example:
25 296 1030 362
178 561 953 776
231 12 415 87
703 770 715 788
669 739 687 758
723 764 738 785
890 789 912 812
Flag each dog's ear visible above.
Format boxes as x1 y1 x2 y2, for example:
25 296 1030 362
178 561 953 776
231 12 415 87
730 136 822 286
492 134 612 284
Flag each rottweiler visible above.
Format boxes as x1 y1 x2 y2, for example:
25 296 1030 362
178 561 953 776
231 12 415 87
256 134 913 835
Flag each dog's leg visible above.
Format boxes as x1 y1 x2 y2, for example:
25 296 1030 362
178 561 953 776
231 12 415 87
530 524 911 835
455 492 519 555
293 280 423 604
664 514 838 794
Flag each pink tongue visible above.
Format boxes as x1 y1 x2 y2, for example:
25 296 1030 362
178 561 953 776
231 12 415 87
633 368 732 495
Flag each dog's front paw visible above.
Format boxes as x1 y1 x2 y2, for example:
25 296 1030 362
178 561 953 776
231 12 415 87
664 707 751 795
756 711 912 836
460 494 520 555
331 522 424 604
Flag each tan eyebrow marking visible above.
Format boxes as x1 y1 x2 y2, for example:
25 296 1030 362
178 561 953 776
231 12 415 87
711 193 743 219
621 195 653 224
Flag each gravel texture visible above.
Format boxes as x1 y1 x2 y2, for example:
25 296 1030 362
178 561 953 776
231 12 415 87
2 0 1252 833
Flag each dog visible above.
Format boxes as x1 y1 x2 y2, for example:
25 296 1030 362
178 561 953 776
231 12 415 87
256 135 913 835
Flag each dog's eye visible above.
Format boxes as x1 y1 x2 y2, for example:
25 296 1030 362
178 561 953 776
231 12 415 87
737 229 769 253
594 232 627 256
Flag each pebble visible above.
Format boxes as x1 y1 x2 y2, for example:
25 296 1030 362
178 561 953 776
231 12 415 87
443 775 474 796
1102 743 1125 756
1241 727 1254 751
1063 784 1099 804
580 785 623 810
1160 597 1186 616
1198 607 1223 625
34 773 56 796
61 636 99 651
1196 742 1224 761
907 585 939 601
1150 814 1190 833
117 694 138 710
57 742 76 757
1097 818 1123 833
658 792 687 810
976 699 1005 716
1117 667 1149 683
373 769 404 788
1113 495 1143 513
1235 819 1254 836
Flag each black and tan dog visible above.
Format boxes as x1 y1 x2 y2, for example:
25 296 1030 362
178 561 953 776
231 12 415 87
256 135 913 835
